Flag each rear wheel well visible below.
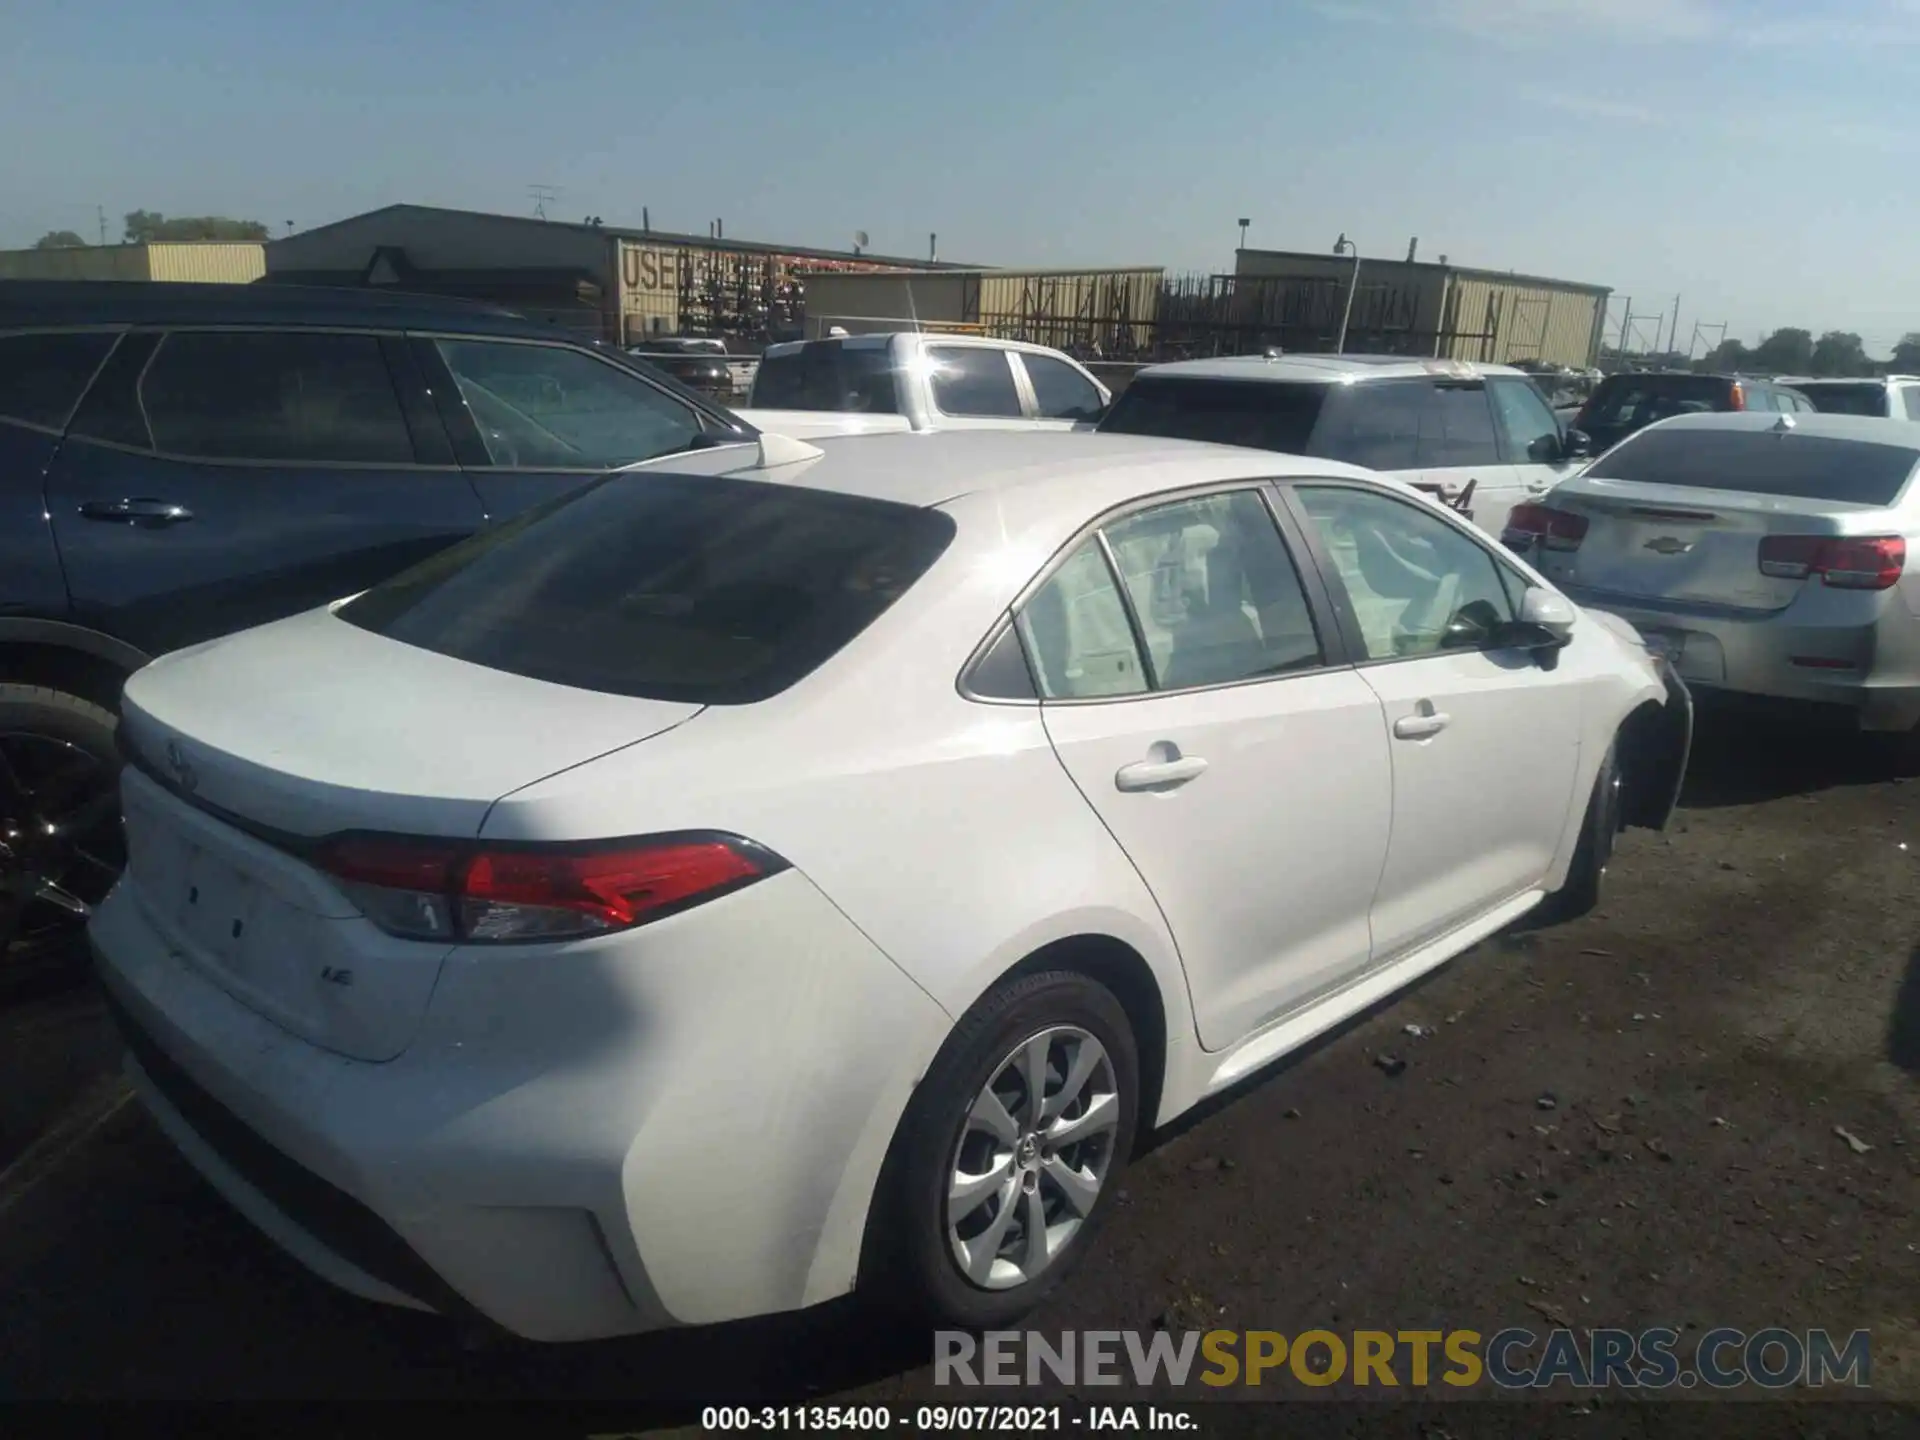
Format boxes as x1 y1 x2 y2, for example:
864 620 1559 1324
1004 934 1168 1148
0 642 130 714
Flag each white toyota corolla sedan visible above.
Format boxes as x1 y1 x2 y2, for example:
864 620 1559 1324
91 429 1692 1342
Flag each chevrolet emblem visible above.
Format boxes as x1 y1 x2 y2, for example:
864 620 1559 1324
1643 536 1694 555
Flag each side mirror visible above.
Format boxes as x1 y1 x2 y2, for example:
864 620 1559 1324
1517 587 1577 645
1560 428 1593 460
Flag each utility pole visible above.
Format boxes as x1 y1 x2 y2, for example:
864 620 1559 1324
96 205 106 246
528 184 560 220
1665 293 1681 358
1615 297 1632 356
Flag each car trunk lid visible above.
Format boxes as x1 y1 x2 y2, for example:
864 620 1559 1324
116 608 702 1061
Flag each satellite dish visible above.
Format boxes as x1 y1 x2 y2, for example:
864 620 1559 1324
854 230 869 250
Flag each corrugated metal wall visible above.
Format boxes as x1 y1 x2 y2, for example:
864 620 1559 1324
620 243 932 343
1436 274 1604 368
146 243 266 283
797 272 971 337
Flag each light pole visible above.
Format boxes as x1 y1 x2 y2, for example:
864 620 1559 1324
1237 217 1250 252
1332 233 1361 354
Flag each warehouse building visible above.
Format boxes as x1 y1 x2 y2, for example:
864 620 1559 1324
1229 247 1609 369
0 241 265 284
798 266 1166 354
263 204 963 344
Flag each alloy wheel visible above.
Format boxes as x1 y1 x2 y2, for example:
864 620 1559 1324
946 1025 1121 1291
0 731 123 959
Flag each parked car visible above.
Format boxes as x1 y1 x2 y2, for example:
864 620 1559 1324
0 281 756 979
738 332 1112 439
1096 354 1590 539
91 429 1689 1340
1504 410 1920 744
1770 375 1920 420
1570 371 1814 453
626 335 757 397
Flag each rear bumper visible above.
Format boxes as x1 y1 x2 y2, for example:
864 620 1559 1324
89 867 953 1341
1564 588 1920 732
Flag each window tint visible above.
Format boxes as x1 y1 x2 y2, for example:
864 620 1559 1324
65 332 158 448
1796 383 1891 417
927 346 1023 418
0 332 116 430
1580 375 1730 431
1904 389 1920 422
1586 427 1919 506
1100 490 1322 689
1421 383 1501 467
1488 376 1563 464
140 331 413 464
750 343 900 414
1098 376 1328 454
966 621 1037 700
1021 353 1105 422
1310 380 1425 470
337 473 954 704
1296 486 1515 661
1015 541 1147 699
436 340 701 468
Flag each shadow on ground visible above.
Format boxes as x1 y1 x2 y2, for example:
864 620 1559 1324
1678 701 1910 809
1890 942 1920 1076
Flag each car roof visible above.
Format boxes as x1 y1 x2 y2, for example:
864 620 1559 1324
1620 410 1920 450
1134 353 1528 385
697 429 1384 512
0 280 565 340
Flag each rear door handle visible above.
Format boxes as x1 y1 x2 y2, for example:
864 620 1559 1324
78 498 194 527
1392 712 1451 740
1114 755 1209 792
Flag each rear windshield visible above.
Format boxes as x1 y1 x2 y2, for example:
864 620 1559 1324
1585 427 1920 506
1792 383 1890 418
1580 375 1731 429
1098 376 1328 453
336 473 955 704
751 343 900 413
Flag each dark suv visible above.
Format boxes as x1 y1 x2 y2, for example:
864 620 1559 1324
1571 371 1814 451
0 282 753 980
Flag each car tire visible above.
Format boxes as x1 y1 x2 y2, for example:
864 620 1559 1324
1537 740 1621 925
0 684 123 1001
867 969 1140 1330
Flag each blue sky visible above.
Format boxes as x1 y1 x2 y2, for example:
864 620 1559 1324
4 0 1917 354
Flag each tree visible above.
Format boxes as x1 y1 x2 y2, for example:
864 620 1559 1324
31 230 88 249
1699 338 1750 373
122 210 269 243
1891 333 1920 374
1809 330 1871 377
1749 327 1814 375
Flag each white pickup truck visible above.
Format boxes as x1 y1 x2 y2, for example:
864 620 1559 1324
735 332 1112 439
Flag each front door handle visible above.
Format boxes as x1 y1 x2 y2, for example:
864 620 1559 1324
1392 712 1451 740
1114 755 1209 792
78 498 194 528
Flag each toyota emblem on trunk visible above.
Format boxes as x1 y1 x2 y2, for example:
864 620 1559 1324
165 739 198 794
1644 536 1694 555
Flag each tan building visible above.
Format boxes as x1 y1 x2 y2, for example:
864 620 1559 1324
265 204 962 344
1231 247 1609 369
798 266 1165 354
0 242 265 284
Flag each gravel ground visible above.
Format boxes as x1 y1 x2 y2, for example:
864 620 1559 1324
0 705 1915 1428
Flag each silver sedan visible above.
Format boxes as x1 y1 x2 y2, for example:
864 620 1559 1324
1504 410 1920 737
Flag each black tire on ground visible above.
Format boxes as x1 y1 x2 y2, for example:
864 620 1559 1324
0 683 121 1002
865 969 1140 1330
1537 740 1621 926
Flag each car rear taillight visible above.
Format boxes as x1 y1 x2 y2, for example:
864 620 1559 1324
1728 383 1746 411
312 832 784 943
1757 535 1906 590
1504 502 1590 552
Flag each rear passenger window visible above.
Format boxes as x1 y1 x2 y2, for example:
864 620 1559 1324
1020 353 1106 422
1100 490 1322 688
927 347 1023 418
1016 542 1147 699
1420 383 1501 467
1903 390 1920 421
0 332 116 430
141 331 415 464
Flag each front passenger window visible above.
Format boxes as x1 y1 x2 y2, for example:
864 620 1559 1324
1296 486 1515 660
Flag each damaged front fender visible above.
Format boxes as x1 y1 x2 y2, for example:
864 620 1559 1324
1620 659 1693 830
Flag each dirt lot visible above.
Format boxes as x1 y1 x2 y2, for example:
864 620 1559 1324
1 704 1915 1427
